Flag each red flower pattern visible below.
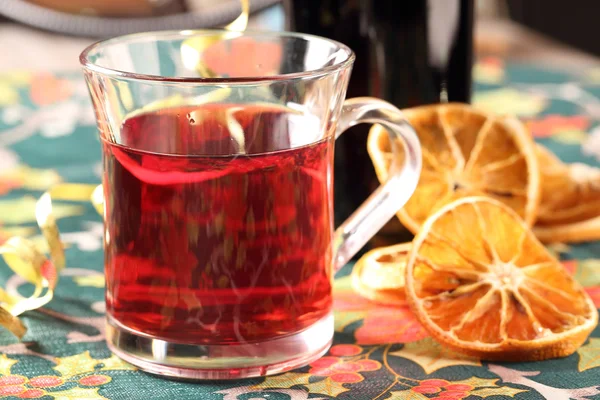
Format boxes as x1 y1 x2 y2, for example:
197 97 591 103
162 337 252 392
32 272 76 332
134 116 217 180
28 376 63 388
29 73 73 106
203 37 283 78
329 344 362 357
412 379 474 400
526 115 590 138
0 177 21 196
309 348 381 384
334 287 428 345
0 373 111 398
585 286 600 308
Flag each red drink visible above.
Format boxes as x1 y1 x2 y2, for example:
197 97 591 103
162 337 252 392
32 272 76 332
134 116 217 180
101 104 335 344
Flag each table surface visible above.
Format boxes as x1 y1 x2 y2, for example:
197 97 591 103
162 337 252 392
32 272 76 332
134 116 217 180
0 54 600 399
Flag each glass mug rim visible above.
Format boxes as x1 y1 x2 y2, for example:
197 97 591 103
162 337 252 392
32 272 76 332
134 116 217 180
79 29 356 84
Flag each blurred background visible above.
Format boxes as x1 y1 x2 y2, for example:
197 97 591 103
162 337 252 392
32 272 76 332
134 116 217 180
0 0 599 71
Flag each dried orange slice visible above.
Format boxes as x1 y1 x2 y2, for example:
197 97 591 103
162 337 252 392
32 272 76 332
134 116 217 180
368 103 540 233
405 196 598 361
533 144 600 243
351 243 411 305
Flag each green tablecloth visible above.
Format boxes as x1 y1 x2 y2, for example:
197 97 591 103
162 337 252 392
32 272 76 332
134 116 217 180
0 58 600 399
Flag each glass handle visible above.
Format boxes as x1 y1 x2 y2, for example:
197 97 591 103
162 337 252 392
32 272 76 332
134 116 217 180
333 97 422 270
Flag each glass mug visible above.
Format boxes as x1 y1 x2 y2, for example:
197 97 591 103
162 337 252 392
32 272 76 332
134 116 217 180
80 30 421 380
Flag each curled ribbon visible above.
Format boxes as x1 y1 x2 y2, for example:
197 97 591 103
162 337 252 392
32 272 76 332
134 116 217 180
0 184 103 338
181 0 249 76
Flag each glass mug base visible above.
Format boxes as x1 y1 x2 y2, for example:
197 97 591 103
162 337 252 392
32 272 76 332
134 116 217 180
105 312 334 380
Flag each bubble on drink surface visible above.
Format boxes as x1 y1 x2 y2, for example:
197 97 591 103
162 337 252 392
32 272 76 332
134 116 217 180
186 113 196 125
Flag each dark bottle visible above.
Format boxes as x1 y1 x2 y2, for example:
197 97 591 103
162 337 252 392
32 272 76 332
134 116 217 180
285 0 474 251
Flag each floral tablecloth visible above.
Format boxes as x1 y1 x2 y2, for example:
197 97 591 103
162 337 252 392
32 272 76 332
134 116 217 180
0 59 600 399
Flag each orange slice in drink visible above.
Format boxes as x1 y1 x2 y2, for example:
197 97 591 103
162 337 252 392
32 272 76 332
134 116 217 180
368 103 540 233
405 196 597 361
534 144 600 243
351 243 411 305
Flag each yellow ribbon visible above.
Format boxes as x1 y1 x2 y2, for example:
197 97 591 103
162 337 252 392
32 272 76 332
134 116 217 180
0 184 102 338
181 0 249 77
225 0 249 32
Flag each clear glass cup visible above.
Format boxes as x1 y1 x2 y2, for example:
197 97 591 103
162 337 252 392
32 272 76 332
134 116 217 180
80 30 421 380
